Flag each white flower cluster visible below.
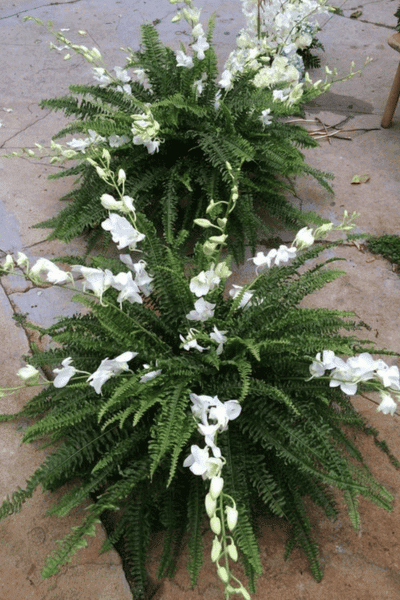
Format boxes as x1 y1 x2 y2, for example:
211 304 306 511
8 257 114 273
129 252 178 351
184 393 241 476
183 393 249 597
179 257 230 352
72 259 152 306
171 1 210 76
309 350 400 415
52 352 137 394
131 107 161 154
93 65 132 94
222 0 329 107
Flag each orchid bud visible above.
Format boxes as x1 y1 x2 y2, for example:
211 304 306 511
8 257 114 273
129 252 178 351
215 261 232 279
2 254 14 273
209 476 224 500
227 541 238 561
117 169 126 185
217 218 227 229
217 566 229 584
209 234 227 244
205 493 217 518
102 148 111 164
90 47 102 61
17 365 40 385
101 194 122 211
241 587 251 600
225 506 238 531
171 12 181 22
211 537 222 562
95 166 107 179
16 252 29 269
122 196 135 213
194 218 213 228
202 241 218 255
210 515 221 535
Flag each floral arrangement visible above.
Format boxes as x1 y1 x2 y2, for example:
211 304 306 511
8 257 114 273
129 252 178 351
8 0 362 261
1 2 396 599
1 157 399 598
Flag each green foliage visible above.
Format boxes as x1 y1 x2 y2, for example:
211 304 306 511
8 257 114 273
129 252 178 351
366 234 400 269
395 4 400 31
26 19 331 261
0 229 396 596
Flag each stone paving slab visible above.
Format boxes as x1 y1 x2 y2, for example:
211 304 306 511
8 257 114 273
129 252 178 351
1 0 400 598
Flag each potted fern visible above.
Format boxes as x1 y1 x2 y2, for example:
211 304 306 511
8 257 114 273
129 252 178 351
1 160 398 599
12 0 341 261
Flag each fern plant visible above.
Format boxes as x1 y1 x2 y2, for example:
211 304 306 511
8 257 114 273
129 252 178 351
1 167 398 598
13 1 339 262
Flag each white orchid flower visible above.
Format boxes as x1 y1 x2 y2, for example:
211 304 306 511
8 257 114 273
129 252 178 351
87 351 137 394
30 258 73 284
189 393 215 424
193 78 204 95
192 35 209 60
208 398 242 432
273 89 290 103
132 260 153 295
186 298 216 322
111 271 143 306
53 357 78 388
229 284 254 309
114 66 130 83
274 245 297 265
100 193 124 211
66 137 91 153
176 50 193 68
309 350 339 378
375 364 400 391
260 108 272 126
92 67 113 86
329 354 375 396
101 213 145 250
183 444 223 479
189 265 220 297
191 23 205 38
71 265 114 301
144 140 160 154
377 392 397 416
250 250 276 270
108 134 130 148
209 326 227 355
293 227 315 250
219 69 233 90
180 333 209 352
140 367 162 383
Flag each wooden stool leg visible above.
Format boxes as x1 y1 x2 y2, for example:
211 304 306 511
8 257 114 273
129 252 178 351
381 61 400 128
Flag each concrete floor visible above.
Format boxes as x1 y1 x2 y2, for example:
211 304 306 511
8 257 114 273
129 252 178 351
0 1 400 598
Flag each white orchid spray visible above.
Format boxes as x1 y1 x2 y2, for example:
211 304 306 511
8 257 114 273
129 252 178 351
309 350 400 415
184 393 250 600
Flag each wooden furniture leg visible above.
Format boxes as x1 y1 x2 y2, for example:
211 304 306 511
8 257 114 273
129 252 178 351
381 61 400 128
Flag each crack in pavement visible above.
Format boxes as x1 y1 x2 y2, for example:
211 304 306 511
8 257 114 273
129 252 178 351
0 279 33 348
0 111 52 149
0 0 82 21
